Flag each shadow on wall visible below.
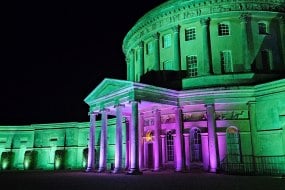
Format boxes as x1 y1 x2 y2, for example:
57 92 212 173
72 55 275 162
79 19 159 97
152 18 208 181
249 13 285 74
140 70 187 90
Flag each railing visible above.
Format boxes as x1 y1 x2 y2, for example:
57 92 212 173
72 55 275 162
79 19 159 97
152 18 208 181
220 155 285 176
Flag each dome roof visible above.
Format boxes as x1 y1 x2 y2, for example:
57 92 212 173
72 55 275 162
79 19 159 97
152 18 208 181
123 0 285 53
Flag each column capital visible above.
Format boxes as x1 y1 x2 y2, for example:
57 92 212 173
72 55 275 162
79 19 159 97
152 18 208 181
204 103 214 108
183 133 190 137
160 134 166 138
247 101 256 105
88 111 99 116
100 108 110 112
138 41 144 48
152 32 160 40
239 13 251 23
172 25 180 33
200 17 210 26
114 103 125 108
173 106 183 112
279 16 285 24
152 108 161 113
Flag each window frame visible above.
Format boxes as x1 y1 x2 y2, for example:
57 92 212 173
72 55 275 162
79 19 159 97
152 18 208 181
218 23 230 36
186 55 198 77
162 33 172 48
185 27 196 41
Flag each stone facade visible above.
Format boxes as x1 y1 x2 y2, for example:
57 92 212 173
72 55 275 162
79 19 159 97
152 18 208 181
1 0 285 176
0 119 126 171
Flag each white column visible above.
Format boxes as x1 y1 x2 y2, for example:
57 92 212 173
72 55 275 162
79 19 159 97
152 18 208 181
98 109 108 172
139 113 144 169
125 118 130 170
153 109 161 171
206 104 219 173
114 105 123 173
174 107 183 172
183 133 190 171
127 101 142 175
86 112 97 172
160 135 166 168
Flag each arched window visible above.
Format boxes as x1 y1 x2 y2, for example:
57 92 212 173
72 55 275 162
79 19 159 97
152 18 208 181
166 131 174 161
226 126 241 163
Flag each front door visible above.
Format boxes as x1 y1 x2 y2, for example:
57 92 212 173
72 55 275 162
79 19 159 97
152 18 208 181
190 128 202 168
148 143 153 169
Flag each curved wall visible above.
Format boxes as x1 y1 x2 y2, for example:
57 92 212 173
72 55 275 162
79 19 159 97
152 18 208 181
123 0 285 88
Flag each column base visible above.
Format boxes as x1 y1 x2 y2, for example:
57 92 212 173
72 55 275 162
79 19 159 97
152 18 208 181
152 167 161 172
98 167 106 173
85 167 95 172
112 167 123 174
126 168 143 175
208 168 217 173
175 167 183 172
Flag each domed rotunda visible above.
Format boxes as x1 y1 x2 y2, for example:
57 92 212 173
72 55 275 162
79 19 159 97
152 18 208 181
1 0 284 176
84 0 285 175
123 0 285 89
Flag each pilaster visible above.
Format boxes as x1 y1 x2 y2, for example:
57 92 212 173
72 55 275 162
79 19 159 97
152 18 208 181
200 17 211 75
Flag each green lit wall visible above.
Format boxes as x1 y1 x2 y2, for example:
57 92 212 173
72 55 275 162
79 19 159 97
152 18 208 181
0 118 126 171
123 0 285 88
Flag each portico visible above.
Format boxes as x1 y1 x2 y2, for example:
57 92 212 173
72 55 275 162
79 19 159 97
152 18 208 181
84 78 187 174
84 78 224 174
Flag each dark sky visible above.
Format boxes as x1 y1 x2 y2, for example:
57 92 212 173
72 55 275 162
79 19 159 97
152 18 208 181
1 1 166 125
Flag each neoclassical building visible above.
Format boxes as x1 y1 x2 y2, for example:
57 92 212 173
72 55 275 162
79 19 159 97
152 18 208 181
1 0 285 176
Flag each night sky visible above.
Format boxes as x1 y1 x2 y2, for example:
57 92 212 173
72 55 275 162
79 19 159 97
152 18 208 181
1 1 165 125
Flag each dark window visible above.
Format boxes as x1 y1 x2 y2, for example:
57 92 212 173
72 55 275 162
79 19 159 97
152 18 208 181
186 55 198 77
258 22 267 35
185 28 196 41
166 131 174 161
218 23 230 36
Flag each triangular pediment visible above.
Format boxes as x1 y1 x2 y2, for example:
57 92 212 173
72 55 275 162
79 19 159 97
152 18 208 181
84 78 134 104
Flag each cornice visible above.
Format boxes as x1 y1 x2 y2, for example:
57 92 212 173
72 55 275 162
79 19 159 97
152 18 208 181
123 0 285 54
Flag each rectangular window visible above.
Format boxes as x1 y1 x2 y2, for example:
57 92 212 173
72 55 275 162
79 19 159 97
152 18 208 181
166 132 174 161
185 28 196 41
218 23 230 36
227 131 241 163
186 55 198 77
163 34 171 48
220 51 233 73
146 41 153 55
258 22 267 35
